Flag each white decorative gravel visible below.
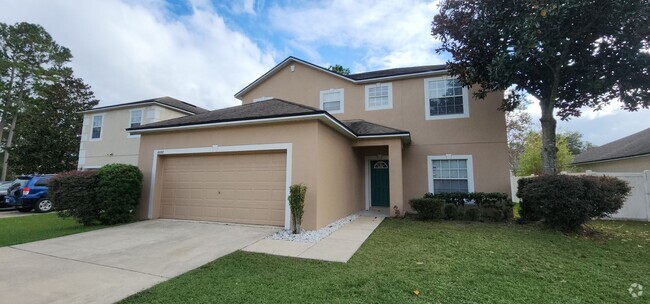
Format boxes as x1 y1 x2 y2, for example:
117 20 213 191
269 213 360 243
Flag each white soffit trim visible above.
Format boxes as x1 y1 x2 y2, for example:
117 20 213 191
81 102 198 116
129 113 411 143
148 143 293 229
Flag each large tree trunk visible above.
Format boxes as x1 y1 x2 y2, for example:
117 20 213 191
1 113 18 181
539 99 558 175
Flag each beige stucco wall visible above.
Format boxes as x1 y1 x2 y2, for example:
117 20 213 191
138 120 370 230
79 105 187 169
574 155 650 173
239 61 511 203
316 123 365 227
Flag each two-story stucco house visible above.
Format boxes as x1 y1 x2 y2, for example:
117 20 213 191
127 57 511 230
77 97 208 170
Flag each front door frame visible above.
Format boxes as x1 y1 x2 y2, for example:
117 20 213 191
365 155 389 210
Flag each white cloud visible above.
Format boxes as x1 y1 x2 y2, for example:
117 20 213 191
268 0 444 71
522 98 650 145
0 0 275 109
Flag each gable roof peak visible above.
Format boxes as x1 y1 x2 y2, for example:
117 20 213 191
234 56 448 99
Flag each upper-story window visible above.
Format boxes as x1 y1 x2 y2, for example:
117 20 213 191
424 77 469 120
130 109 143 128
91 114 103 140
320 88 344 114
365 83 393 111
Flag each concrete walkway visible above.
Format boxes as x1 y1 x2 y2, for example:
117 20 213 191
243 215 384 262
0 220 277 304
0 210 38 218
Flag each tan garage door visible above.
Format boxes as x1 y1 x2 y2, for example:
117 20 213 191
160 152 286 226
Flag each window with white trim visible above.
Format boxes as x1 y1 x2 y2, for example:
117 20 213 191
365 83 392 110
424 77 469 120
91 115 103 140
320 88 344 114
130 109 143 128
427 155 474 194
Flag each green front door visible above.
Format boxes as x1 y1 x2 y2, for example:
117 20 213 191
370 160 390 207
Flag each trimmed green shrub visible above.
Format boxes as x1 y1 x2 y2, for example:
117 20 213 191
464 207 480 221
288 184 307 234
96 164 143 225
443 203 458 220
423 192 513 222
409 198 444 220
518 174 631 231
50 171 99 225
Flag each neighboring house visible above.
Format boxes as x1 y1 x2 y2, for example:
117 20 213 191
77 97 208 170
573 127 650 172
128 57 510 230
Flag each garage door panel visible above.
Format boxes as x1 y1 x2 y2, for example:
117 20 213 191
159 152 286 226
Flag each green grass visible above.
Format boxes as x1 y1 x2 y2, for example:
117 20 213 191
0 213 105 247
122 219 650 304
513 202 521 218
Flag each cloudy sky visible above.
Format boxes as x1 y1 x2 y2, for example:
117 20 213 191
1 0 647 145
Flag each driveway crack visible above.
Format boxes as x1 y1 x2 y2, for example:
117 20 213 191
8 246 170 279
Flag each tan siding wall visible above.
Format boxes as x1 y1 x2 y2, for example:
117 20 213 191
574 155 650 172
79 106 190 169
137 121 324 230
240 62 511 201
316 123 365 228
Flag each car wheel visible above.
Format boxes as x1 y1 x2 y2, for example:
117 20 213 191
35 198 53 213
16 207 32 212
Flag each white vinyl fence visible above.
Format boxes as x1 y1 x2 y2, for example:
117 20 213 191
511 170 650 221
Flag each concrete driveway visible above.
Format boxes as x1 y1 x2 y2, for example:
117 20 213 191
0 220 277 304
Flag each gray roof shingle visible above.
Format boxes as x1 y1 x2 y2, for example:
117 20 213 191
129 98 322 130
87 96 209 114
341 119 408 135
128 98 409 137
346 65 447 81
573 128 650 164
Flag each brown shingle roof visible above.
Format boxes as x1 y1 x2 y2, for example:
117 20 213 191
85 97 209 114
128 98 409 137
573 128 650 164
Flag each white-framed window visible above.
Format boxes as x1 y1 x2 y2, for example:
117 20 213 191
130 109 143 128
427 155 474 194
424 76 469 120
320 88 344 114
253 96 274 102
90 114 103 140
365 83 393 111
128 109 143 138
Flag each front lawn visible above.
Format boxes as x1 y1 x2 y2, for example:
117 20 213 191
122 219 649 303
0 213 105 247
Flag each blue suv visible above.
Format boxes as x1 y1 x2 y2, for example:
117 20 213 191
5 175 55 213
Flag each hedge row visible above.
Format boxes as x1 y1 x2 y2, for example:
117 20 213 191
50 164 143 225
517 174 630 231
410 192 513 222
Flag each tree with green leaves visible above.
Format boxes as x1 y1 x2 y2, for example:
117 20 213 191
506 100 533 173
328 64 350 75
517 131 574 176
1 22 95 179
10 76 97 174
432 0 649 175
562 131 596 155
